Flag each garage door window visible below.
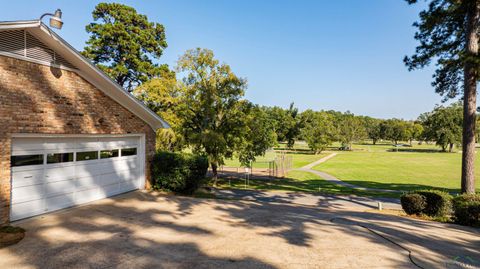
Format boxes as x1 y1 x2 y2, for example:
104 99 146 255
47 152 74 164
76 151 98 161
100 149 119 159
121 148 137 156
11 154 44 167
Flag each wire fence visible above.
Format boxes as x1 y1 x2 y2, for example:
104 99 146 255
219 151 293 179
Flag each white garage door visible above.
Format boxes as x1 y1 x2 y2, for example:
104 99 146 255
10 136 145 221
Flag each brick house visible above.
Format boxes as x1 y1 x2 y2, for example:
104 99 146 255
0 20 168 224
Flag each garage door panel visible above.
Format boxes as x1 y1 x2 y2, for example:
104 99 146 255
45 179 77 196
117 169 138 182
75 162 107 178
12 169 44 188
45 193 75 211
97 161 116 174
45 166 75 182
75 188 104 204
10 199 44 220
119 181 138 192
102 182 122 196
12 185 44 203
76 175 105 190
11 136 143 221
115 158 137 171
102 173 122 186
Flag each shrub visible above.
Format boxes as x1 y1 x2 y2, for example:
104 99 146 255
453 194 480 227
415 190 452 218
152 151 208 194
401 193 426 215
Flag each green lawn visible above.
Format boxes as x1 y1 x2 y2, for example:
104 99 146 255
216 170 399 198
313 143 480 192
289 152 328 168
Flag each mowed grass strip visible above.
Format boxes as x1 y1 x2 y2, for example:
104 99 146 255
313 150 480 192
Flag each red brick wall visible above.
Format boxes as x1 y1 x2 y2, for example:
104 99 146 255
0 55 156 224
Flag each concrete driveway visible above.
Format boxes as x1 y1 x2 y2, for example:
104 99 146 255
1 191 479 269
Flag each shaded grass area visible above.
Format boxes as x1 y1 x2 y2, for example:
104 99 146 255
314 143 480 193
216 170 399 198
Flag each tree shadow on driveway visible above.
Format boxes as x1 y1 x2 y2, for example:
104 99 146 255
2 191 478 268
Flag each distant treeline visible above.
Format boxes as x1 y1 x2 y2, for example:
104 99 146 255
261 102 465 153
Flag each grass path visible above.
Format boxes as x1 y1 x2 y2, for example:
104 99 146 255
296 152 401 194
300 152 337 169
217 152 402 198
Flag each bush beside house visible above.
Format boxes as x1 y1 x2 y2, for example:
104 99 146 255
400 190 451 219
453 194 480 227
400 193 426 215
401 190 480 227
152 151 209 194
414 190 452 218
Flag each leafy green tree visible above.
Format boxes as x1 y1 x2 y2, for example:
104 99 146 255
83 2 169 91
335 112 367 150
134 76 185 151
263 106 290 143
176 48 248 184
405 0 480 193
263 104 302 148
285 103 302 149
405 122 424 145
236 104 277 166
382 119 406 145
421 103 463 152
301 111 336 154
363 117 383 145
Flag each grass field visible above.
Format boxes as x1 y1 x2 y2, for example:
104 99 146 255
313 142 480 192
216 141 480 198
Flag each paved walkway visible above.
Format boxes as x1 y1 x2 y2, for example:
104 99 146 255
300 152 338 169
298 153 402 194
2 191 479 269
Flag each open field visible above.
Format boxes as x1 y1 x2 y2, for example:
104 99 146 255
314 142 480 192
218 141 480 197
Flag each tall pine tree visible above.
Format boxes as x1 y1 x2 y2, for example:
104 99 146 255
82 3 169 92
405 0 479 193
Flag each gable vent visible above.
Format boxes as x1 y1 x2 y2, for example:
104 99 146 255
0 29 77 69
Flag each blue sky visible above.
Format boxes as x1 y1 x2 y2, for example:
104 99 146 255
1 0 443 119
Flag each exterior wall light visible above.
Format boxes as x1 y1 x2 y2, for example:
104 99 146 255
39 9 63 29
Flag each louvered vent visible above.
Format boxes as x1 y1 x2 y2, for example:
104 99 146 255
0 29 77 69
0 30 24 56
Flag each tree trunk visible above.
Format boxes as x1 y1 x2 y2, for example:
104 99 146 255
449 143 454 153
373 139 377 145
211 162 218 186
461 1 479 194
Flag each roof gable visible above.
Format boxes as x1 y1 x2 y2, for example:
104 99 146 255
0 20 169 130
